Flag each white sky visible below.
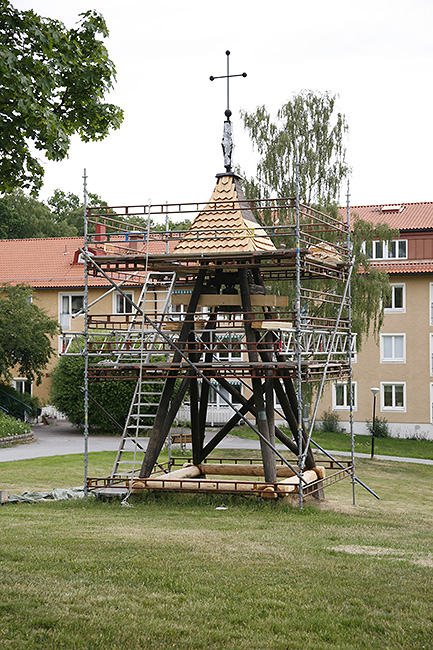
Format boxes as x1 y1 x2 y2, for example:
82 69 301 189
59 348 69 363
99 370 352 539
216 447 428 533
13 0 433 217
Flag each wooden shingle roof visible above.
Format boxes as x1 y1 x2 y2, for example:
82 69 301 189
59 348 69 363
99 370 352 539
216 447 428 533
174 174 276 254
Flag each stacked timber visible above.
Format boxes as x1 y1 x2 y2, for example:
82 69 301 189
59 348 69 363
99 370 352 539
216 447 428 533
131 463 325 497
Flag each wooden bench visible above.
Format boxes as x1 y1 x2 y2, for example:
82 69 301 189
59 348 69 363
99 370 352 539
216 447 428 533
170 433 192 445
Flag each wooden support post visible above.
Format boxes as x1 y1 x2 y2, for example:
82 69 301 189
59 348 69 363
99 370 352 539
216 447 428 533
258 332 316 472
139 269 207 478
213 377 299 455
199 393 256 460
189 377 201 465
239 268 276 483
280 375 315 470
198 313 218 445
265 374 276 449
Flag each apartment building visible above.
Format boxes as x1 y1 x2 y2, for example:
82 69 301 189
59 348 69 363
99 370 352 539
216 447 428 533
321 202 433 439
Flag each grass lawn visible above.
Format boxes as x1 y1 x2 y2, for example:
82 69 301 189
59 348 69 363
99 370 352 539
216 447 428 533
1 450 433 650
229 425 433 460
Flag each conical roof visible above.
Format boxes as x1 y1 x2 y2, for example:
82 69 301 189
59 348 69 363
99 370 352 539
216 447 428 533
174 174 275 254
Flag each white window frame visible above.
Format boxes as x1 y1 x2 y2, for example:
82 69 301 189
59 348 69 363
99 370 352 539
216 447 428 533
430 334 433 376
381 382 406 412
332 381 357 411
113 291 134 315
430 383 433 424
212 332 243 363
58 334 75 354
12 377 32 396
59 293 84 331
384 283 405 313
430 283 433 326
380 333 406 363
208 382 242 408
363 239 408 260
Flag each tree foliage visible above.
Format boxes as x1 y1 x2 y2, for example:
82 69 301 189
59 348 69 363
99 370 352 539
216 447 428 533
240 91 395 347
48 189 110 236
0 284 58 384
50 355 136 433
0 2 123 195
240 90 349 210
0 190 77 239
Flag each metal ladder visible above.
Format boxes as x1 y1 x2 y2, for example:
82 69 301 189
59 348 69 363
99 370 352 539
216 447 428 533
110 271 176 479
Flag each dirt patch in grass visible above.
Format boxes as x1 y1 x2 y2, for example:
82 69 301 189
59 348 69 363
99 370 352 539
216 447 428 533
330 544 433 567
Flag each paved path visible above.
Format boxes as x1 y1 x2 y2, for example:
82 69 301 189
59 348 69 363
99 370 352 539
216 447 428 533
0 421 432 466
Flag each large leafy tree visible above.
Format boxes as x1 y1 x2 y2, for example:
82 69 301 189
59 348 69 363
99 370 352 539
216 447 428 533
241 90 349 210
0 284 59 384
50 355 137 433
48 189 109 236
240 91 395 346
0 2 123 195
0 190 76 239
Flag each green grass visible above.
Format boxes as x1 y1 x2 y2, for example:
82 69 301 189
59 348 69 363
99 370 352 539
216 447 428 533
230 425 433 460
1 452 433 649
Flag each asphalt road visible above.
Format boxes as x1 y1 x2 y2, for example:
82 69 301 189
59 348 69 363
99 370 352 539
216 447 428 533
1 421 432 465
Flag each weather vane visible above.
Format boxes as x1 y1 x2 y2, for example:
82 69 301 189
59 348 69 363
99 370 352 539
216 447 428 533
210 50 247 173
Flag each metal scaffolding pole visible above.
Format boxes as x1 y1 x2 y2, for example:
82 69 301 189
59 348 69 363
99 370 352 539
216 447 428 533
295 156 304 510
83 169 89 502
346 181 357 506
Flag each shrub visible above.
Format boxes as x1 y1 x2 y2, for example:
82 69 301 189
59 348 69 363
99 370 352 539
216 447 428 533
50 355 156 434
0 411 31 438
365 416 389 438
319 409 344 434
0 382 40 419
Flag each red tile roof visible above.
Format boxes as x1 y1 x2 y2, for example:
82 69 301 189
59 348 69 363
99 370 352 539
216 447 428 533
0 237 168 289
340 202 433 231
370 260 433 275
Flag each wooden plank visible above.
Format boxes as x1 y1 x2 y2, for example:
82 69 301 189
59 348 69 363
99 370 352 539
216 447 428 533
277 469 320 494
171 294 288 307
251 320 293 331
198 464 297 477
131 477 260 492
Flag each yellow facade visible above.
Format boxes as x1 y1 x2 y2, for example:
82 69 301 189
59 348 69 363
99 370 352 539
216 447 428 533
321 274 433 438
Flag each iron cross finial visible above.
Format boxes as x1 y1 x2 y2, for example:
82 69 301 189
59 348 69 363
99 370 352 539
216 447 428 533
210 51 247 172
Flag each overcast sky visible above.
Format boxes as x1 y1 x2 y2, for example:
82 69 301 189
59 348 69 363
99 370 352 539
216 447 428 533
13 0 433 218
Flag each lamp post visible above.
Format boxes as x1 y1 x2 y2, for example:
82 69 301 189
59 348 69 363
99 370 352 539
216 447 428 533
370 387 379 459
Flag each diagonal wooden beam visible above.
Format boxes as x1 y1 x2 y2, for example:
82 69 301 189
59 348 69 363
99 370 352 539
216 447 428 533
139 269 207 478
239 268 276 483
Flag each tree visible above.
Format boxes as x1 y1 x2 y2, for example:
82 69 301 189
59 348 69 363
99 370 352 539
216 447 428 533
240 91 395 346
240 90 349 210
48 189 110 236
50 355 140 433
0 284 59 384
0 190 77 239
0 2 123 195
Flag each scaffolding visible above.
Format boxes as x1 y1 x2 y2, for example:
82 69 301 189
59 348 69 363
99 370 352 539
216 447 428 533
68 173 378 507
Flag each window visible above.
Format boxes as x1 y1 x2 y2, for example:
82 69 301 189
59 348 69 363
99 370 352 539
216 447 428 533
380 334 405 363
13 378 32 395
333 381 357 410
381 383 405 411
200 382 242 408
430 334 433 376
60 294 84 330
114 292 133 314
213 332 242 362
430 284 433 326
363 239 408 260
388 240 407 259
384 284 405 312
58 334 75 354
